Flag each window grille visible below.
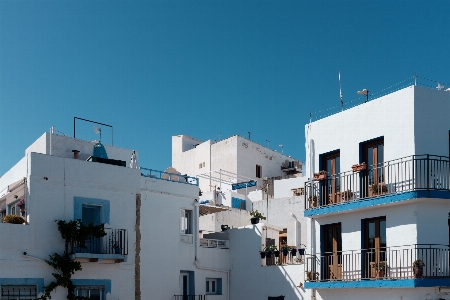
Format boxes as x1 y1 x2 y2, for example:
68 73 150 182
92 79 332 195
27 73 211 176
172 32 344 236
1 285 37 300
74 285 104 300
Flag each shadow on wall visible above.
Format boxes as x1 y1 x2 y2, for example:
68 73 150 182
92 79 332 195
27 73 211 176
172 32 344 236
228 225 306 300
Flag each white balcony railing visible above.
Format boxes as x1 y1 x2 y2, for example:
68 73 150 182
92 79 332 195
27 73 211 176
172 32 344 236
200 238 229 249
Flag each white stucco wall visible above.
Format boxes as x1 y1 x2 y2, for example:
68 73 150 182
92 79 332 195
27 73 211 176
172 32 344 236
199 208 250 233
305 86 416 177
0 152 140 300
253 196 308 250
274 176 308 199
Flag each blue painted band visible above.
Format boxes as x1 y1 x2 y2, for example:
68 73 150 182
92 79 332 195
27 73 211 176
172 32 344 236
304 278 450 289
304 190 450 217
71 279 111 294
0 278 44 293
74 197 110 224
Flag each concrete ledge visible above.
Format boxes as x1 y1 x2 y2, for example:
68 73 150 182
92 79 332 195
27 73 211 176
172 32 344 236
71 253 127 262
304 278 450 289
304 190 450 217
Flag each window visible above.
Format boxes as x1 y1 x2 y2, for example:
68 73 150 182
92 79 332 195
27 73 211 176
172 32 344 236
1 285 37 299
180 209 193 234
256 164 262 178
206 278 222 295
74 285 105 300
231 197 246 210
199 162 206 169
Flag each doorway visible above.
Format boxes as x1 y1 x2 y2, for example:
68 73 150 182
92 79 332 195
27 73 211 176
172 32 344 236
363 138 384 196
82 205 102 253
364 217 386 278
323 223 342 280
322 152 340 204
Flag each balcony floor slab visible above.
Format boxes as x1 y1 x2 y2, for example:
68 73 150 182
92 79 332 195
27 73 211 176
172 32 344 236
304 190 450 217
305 278 450 289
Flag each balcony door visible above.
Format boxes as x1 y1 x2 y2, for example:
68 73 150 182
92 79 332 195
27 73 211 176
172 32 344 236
180 272 189 299
364 217 386 278
323 152 340 204
363 139 384 196
323 223 342 280
82 205 101 253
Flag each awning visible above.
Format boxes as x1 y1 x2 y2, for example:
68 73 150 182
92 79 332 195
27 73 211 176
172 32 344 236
199 205 229 216
0 177 26 205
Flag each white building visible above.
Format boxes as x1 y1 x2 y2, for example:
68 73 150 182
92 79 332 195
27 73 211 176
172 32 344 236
0 131 230 300
172 135 302 202
303 85 450 299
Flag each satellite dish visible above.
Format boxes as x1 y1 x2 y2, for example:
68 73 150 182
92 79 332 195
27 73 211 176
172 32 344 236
162 167 180 181
94 126 102 142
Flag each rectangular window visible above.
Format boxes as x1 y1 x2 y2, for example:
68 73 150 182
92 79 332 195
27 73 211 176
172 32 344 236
1 285 37 299
74 286 105 300
180 209 193 234
256 164 262 178
206 278 222 295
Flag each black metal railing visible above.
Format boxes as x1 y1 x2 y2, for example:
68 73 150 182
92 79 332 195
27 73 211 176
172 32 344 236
305 154 450 209
72 228 128 255
173 295 206 300
305 244 450 282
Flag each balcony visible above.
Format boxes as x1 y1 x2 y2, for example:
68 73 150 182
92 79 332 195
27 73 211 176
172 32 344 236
305 154 450 215
71 228 128 262
173 296 206 300
141 168 199 186
200 238 229 249
305 244 450 289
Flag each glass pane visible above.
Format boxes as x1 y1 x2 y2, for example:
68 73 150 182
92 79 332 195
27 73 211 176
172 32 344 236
325 228 333 253
212 281 216 292
379 220 386 248
89 290 101 300
367 222 375 249
336 226 342 252
206 281 209 293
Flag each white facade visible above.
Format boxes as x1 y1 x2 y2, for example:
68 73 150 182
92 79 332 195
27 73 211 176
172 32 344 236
172 134 303 198
303 85 450 299
0 132 230 300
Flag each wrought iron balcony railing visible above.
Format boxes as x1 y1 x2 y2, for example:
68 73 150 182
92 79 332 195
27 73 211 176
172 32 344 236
305 154 450 209
305 244 450 282
72 228 128 255
141 168 199 186
173 295 206 300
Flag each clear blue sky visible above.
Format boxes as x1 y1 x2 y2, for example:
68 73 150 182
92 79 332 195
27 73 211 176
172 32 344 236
1 0 449 175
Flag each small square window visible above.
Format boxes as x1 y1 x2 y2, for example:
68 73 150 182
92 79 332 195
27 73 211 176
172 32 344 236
256 164 262 178
206 278 221 295
75 285 105 300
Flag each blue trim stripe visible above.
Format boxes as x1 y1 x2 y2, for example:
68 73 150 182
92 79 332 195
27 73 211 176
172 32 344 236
0 278 44 294
71 279 111 294
304 190 450 217
304 278 450 289
74 197 110 224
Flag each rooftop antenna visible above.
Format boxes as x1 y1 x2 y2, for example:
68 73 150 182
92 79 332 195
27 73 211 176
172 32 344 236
94 126 102 142
279 144 284 154
357 89 369 103
339 71 344 111
248 132 251 140
266 140 270 148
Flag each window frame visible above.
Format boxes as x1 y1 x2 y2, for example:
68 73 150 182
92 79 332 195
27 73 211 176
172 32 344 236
180 209 193 235
1 284 38 300
74 285 105 300
206 278 222 295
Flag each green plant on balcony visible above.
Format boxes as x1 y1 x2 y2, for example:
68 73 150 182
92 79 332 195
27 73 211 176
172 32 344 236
341 190 353 201
370 183 388 195
372 261 389 279
412 259 425 278
250 210 266 224
306 270 319 281
3 214 26 224
281 244 290 256
308 195 319 208
39 220 106 300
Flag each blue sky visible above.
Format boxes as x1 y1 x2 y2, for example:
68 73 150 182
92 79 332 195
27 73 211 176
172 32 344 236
1 0 449 175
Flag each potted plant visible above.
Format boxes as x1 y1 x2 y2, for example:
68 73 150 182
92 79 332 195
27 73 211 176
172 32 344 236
260 250 266 259
341 190 353 201
370 183 388 196
112 242 122 254
412 260 425 278
306 270 319 281
3 215 26 224
281 245 290 257
351 162 367 172
308 195 319 208
313 170 327 181
264 245 277 258
372 261 388 279
290 247 297 257
298 248 306 256
250 210 266 224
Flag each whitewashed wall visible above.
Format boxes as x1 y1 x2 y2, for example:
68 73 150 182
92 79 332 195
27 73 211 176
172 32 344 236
0 152 140 300
305 86 416 177
199 208 250 233
274 176 308 199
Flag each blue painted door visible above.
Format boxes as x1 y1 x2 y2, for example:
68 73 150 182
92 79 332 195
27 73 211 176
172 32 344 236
82 205 102 253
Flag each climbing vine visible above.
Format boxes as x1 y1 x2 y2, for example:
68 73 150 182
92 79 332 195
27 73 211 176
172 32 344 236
39 220 106 300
